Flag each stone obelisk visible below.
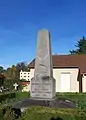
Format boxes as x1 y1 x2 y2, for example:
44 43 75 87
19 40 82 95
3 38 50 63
30 29 55 99
12 30 76 110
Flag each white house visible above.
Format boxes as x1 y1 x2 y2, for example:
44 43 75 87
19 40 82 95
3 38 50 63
28 54 86 93
20 70 30 81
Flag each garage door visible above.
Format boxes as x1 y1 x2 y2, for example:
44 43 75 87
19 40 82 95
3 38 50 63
61 73 71 92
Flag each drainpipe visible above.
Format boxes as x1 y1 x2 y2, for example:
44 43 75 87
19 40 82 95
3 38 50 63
82 74 84 78
82 74 84 92
79 74 83 93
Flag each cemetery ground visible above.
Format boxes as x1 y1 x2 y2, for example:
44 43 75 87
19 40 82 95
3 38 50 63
0 92 86 120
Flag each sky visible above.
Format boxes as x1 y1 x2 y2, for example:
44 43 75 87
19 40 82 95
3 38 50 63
0 0 86 68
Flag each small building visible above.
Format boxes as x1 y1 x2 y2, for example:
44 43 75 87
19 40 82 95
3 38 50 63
20 70 30 81
28 54 86 93
20 70 30 92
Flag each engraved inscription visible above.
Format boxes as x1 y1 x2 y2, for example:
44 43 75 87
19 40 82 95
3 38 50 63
42 84 51 92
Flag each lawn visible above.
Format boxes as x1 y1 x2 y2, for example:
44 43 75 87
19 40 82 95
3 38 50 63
20 106 86 120
0 92 86 120
56 92 86 109
19 92 86 120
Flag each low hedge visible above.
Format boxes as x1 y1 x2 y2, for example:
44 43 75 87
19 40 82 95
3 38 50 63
0 91 30 105
0 92 15 103
20 106 86 120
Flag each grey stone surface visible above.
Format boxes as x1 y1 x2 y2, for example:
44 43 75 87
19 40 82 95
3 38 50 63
30 29 56 99
12 98 76 109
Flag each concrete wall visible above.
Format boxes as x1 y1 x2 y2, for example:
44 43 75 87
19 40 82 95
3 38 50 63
82 75 86 92
29 68 79 92
53 68 79 92
29 69 34 81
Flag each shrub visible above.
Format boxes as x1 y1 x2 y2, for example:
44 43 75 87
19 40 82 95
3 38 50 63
3 79 14 91
3 79 22 91
0 106 15 120
0 106 86 120
0 91 29 105
0 92 15 103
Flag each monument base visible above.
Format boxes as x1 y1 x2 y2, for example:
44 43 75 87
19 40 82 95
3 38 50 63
30 77 56 99
12 97 76 118
12 97 76 109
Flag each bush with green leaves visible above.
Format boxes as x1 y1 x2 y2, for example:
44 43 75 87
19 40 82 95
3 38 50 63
0 106 15 120
0 92 15 103
3 79 22 91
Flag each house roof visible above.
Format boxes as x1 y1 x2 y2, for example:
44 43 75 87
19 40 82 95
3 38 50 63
28 54 86 74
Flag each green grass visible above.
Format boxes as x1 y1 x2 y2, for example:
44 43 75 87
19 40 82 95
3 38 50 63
56 92 86 109
20 106 86 120
0 92 86 109
19 93 86 120
0 92 86 120
15 91 30 100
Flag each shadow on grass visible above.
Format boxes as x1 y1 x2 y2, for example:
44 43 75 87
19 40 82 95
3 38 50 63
50 117 63 120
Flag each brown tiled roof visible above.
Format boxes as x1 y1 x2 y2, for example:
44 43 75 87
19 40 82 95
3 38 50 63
28 54 86 74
